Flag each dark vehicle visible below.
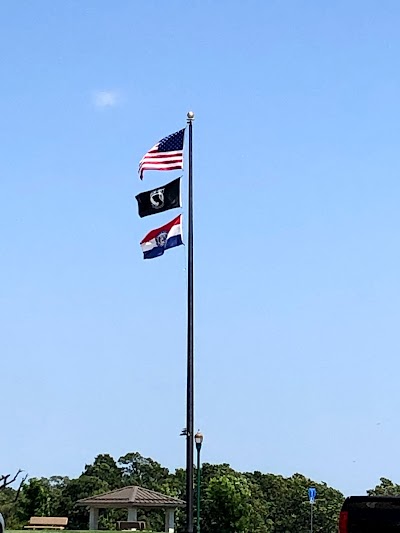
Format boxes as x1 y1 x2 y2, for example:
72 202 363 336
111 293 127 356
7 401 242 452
339 496 400 532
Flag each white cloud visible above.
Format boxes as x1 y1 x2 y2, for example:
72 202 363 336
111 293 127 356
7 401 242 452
93 90 119 108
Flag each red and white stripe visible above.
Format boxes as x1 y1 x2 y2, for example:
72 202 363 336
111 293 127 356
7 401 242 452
138 144 183 179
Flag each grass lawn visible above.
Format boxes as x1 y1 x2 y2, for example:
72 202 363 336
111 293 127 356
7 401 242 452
7 531 164 533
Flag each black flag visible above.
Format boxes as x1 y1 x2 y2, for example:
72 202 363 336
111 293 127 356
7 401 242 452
135 177 181 218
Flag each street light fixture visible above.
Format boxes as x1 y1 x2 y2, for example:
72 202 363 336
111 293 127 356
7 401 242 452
195 431 203 449
194 431 204 533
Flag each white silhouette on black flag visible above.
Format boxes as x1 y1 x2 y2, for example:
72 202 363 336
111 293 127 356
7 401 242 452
135 177 181 218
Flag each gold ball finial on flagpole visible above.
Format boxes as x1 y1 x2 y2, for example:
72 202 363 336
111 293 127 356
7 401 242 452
187 111 195 121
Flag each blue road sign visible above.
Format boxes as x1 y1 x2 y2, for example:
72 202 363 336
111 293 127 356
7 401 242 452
308 487 317 503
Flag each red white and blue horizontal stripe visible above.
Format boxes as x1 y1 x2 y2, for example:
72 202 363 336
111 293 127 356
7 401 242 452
140 215 183 259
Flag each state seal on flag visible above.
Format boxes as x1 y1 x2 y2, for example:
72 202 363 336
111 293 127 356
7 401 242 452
155 231 168 247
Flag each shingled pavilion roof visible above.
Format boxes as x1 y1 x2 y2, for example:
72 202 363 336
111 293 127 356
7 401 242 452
77 486 185 509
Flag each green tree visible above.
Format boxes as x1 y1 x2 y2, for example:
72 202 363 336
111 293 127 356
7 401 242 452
244 478 273 533
203 473 253 533
118 452 169 491
3 452 348 532
17 479 52 522
248 471 343 533
58 475 109 530
13 476 71 527
47 477 70 517
84 454 122 490
368 477 400 496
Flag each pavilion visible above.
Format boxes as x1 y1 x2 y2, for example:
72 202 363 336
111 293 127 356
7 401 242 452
77 486 185 533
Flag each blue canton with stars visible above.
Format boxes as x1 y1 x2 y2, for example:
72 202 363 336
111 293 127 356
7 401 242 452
158 129 185 152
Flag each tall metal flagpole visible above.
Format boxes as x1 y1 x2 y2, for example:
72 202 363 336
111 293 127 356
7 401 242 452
185 110 195 533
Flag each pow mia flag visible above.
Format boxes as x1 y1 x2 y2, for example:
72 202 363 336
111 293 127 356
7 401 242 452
135 177 181 218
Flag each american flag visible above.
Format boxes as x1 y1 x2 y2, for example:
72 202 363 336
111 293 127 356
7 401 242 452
138 128 185 179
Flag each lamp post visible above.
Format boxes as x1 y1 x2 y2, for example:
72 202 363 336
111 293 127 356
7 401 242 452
195 431 204 533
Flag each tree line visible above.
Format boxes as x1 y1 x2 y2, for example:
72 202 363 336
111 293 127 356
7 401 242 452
0 452 396 532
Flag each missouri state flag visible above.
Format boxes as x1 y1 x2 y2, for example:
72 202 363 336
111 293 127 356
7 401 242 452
140 215 183 259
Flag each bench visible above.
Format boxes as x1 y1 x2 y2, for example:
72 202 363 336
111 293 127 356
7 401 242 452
24 517 69 530
117 520 146 531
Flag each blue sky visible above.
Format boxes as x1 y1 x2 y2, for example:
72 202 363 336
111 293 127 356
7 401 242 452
1 0 400 497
